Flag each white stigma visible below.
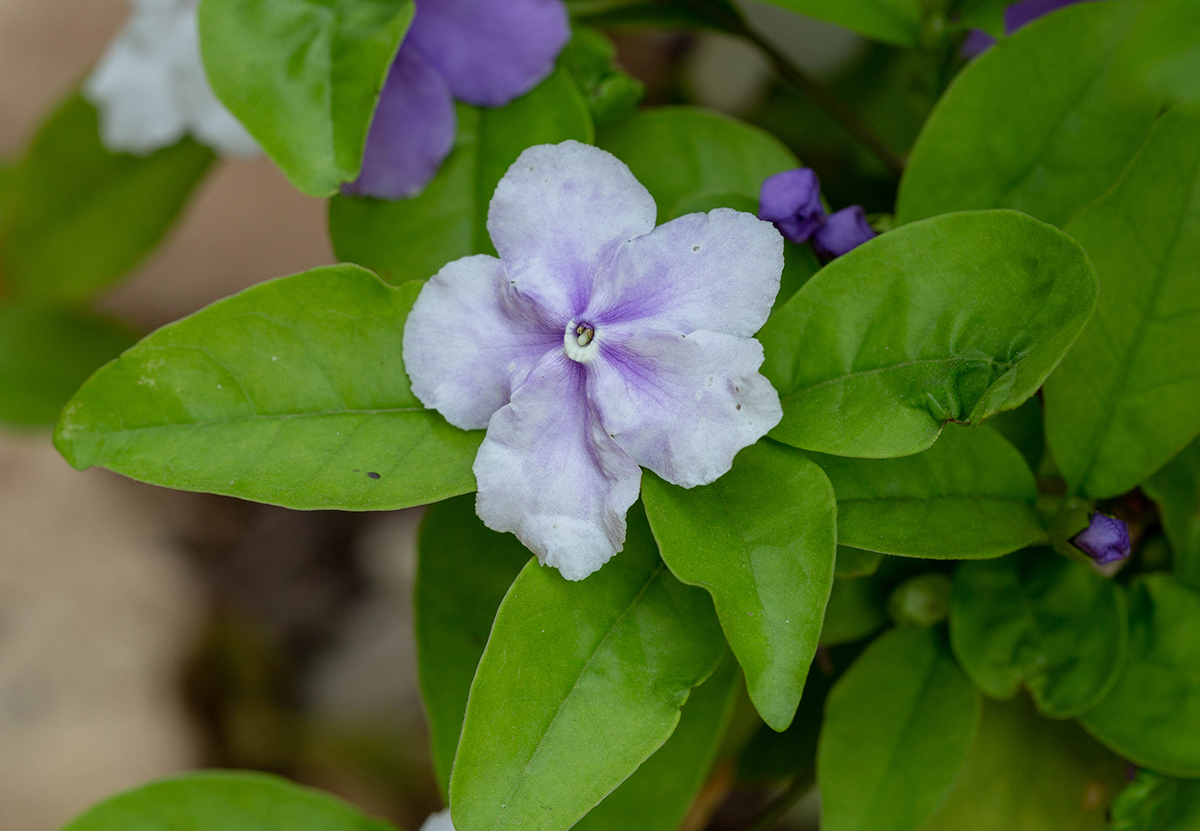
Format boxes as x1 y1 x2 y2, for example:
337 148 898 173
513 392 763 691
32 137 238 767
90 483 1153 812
564 320 599 363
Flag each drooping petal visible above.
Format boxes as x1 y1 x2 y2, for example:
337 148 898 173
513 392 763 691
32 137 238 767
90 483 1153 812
403 255 562 430
343 48 457 200
406 0 570 107
812 205 876 259
589 327 782 488
474 353 642 580
588 209 783 339
488 141 658 318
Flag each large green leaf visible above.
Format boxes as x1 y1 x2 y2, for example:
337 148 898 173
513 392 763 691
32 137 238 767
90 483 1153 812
0 305 136 429
1144 439 1200 587
754 0 922 47
199 0 414 196
1112 771 1200 831
818 627 981 831
810 425 1044 559
950 550 1128 718
918 696 1126 831
54 265 480 509
598 107 798 222
1043 105 1200 499
758 210 1097 458
1 95 213 303
1080 574 1200 777
57 771 397 831
449 505 726 831
329 69 592 286
643 441 837 731
1118 0 1200 103
897 1 1161 228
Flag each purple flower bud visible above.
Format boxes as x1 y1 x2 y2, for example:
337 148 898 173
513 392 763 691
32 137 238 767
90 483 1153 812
758 168 826 244
1072 513 1132 565
1005 0 1090 33
813 205 876 259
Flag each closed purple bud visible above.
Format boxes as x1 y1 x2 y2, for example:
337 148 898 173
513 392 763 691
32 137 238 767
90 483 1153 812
759 168 826 244
1005 0 1090 33
813 205 876 258
1073 513 1132 565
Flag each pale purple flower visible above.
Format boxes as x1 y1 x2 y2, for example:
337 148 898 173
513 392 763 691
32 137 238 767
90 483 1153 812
404 141 785 580
1073 513 1132 565
961 0 1092 57
346 0 570 200
758 168 876 259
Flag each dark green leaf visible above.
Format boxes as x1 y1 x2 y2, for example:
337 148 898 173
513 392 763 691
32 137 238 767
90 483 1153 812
328 70 592 286
954 0 1007 37
449 505 726 831
558 27 645 128
199 0 414 196
897 1 1161 228
950 550 1128 717
1144 438 1200 587
986 396 1045 472
1080 574 1200 777
759 210 1096 458
1112 770 1200 831
755 0 922 46
738 658 836 782
643 441 837 731
818 627 981 831
820 575 887 646
835 546 883 578
54 265 481 509
1 95 213 303
1043 105 1200 499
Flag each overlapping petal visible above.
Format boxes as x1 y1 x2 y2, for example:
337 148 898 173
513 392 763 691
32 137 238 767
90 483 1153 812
403 255 561 430
589 328 782 487
474 353 642 580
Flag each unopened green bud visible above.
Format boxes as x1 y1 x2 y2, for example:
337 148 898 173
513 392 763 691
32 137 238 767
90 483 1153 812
887 573 953 628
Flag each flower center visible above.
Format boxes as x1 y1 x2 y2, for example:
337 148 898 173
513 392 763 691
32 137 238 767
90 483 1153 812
564 320 599 363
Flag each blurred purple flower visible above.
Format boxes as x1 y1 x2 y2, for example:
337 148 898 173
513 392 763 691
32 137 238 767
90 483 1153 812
1073 513 1132 565
758 168 876 259
814 206 876 258
404 142 784 579
962 0 1092 57
346 0 570 200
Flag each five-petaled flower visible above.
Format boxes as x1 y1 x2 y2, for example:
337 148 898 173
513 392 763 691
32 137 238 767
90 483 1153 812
347 0 570 200
758 168 876 259
86 0 257 157
1073 512 1132 565
404 142 785 580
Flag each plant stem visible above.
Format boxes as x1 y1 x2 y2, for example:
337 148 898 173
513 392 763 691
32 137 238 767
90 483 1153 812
745 774 813 831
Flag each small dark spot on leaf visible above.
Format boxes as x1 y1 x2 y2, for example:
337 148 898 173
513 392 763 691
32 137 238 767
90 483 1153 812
352 469 360 473
367 472 381 480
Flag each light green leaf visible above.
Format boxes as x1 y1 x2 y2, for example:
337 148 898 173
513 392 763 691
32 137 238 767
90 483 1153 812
809 426 1044 559
818 627 981 831
1080 574 1200 777
598 107 798 222
897 1 1161 228
643 441 837 731
328 69 592 285
449 505 726 831
1112 770 1200 831
0 305 136 429
754 0 922 47
918 695 1126 831
1043 105 1200 499
1 95 213 303
759 211 1097 458
57 771 397 831
819 575 887 647
835 546 883 578
54 265 481 509
1144 438 1200 587
199 0 415 196
950 550 1128 718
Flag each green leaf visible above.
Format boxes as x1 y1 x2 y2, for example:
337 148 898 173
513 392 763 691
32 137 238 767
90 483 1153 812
897 1 1162 228
986 396 1045 472
754 0 922 47
950 550 1128 718
1080 574 1200 777
573 651 740 831
954 0 1007 37
328 69 592 285
819 575 887 647
809 426 1044 559
1112 771 1200 831
1118 0 1200 104
1144 438 1200 587
558 27 645 129
415 495 531 796
57 771 397 831
1043 105 1200 499
1 95 213 303
643 441 837 731
818 627 981 831
598 107 798 223
759 211 1097 458
54 265 481 509
449 505 726 831
836 546 883 578
199 0 415 196
0 305 136 429
918 695 1126 831
738 658 836 782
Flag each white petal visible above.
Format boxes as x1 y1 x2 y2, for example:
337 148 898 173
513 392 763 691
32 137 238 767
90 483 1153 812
589 208 784 338
420 810 455 831
474 353 642 581
404 255 562 430
487 141 657 318
590 327 782 487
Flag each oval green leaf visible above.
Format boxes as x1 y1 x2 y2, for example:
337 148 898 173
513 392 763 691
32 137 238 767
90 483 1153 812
643 441 837 731
1144 438 1200 587
759 210 1097 458
1111 770 1200 831
54 265 481 509
754 0 922 47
